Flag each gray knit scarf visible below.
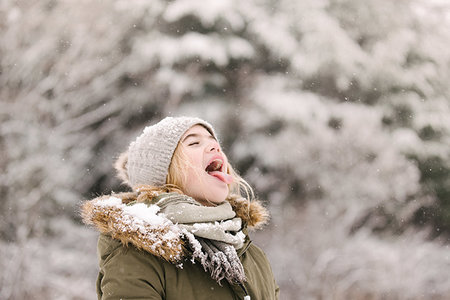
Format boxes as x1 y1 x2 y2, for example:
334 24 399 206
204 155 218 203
153 193 247 284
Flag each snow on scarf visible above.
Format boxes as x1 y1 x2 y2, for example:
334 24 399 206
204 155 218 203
150 193 247 284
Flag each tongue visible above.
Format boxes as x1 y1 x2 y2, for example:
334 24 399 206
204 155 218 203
208 171 233 184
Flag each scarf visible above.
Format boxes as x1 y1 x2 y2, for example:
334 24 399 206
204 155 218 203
153 193 247 284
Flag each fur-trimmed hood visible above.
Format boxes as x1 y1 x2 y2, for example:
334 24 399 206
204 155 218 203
81 191 269 263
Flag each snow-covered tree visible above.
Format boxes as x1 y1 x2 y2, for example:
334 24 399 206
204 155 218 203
1 0 449 298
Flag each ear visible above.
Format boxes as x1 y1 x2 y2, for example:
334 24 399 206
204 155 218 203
114 151 131 186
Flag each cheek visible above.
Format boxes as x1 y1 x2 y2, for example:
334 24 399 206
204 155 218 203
184 150 204 171
182 157 205 187
183 170 208 198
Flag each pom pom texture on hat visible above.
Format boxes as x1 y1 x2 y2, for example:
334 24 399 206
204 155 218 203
125 116 216 189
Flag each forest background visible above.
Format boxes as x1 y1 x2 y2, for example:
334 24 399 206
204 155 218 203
1 0 449 299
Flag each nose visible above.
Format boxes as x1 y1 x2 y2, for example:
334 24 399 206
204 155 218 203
206 140 221 153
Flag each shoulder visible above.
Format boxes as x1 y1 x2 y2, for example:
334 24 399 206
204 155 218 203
98 233 121 258
98 233 166 276
97 234 170 299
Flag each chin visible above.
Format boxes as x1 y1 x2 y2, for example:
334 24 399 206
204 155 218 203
212 187 229 202
191 188 229 206
208 196 228 205
203 192 228 205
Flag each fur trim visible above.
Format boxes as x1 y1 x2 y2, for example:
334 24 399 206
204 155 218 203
81 192 269 262
81 194 185 263
226 195 270 230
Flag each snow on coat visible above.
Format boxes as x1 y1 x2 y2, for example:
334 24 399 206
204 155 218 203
81 192 279 300
81 192 269 263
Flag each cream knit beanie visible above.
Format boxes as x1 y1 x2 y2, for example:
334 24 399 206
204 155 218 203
118 116 216 189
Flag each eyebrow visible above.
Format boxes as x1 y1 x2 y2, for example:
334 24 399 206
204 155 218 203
182 133 216 143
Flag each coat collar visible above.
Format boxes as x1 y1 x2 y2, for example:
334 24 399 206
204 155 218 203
81 191 269 263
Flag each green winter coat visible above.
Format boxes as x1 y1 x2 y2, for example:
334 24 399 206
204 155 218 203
82 192 279 300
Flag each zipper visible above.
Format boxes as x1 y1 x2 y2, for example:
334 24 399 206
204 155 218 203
238 240 252 258
238 236 251 299
239 283 251 300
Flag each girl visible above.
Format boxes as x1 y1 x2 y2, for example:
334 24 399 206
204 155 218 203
81 116 279 299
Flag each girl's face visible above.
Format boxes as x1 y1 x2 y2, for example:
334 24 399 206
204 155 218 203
176 125 232 206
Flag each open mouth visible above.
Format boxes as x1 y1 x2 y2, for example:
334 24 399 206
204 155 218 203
205 158 233 184
205 159 224 173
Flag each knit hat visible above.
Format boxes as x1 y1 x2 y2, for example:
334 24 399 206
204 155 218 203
116 116 217 189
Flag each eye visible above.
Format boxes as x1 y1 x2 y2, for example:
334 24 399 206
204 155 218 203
188 141 200 146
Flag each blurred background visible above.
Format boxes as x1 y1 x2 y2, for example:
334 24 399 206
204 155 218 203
1 0 449 299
